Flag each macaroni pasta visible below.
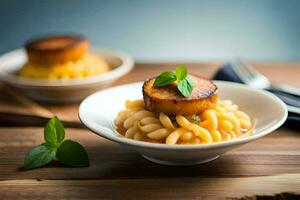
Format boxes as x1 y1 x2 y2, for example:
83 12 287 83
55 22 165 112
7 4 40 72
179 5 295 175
115 99 252 145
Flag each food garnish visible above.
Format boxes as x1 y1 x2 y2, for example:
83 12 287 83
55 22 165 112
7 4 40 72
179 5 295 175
192 114 201 123
153 65 195 97
24 116 89 170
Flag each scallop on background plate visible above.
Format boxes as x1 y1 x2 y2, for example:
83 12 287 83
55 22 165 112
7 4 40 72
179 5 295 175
79 81 287 166
0 48 134 103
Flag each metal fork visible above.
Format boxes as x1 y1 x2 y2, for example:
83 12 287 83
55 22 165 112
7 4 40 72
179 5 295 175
232 59 300 115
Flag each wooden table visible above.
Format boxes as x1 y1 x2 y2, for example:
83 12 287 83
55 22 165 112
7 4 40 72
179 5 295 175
0 63 300 199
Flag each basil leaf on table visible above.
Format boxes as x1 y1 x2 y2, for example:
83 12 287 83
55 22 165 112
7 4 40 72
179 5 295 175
24 143 57 170
57 140 89 167
153 71 177 87
44 116 65 146
176 65 187 80
23 116 90 170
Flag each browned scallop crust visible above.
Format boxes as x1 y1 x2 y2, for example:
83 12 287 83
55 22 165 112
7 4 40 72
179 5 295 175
143 74 218 115
25 35 89 65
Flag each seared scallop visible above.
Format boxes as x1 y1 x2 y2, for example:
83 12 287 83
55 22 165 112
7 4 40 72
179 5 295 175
25 34 89 65
143 74 218 115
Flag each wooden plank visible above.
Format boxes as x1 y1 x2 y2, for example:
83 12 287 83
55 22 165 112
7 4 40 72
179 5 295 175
0 127 299 180
0 174 299 200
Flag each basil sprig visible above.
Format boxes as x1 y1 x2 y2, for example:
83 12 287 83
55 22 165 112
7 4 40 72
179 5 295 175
24 116 89 170
153 65 195 97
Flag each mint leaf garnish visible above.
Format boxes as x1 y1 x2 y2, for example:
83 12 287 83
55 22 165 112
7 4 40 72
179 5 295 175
154 66 194 97
176 65 187 80
153 71 177 87
192 114 200 123
44 116 65 146
24 143 57 170
186 76 195 88
178 79 193 97
24 116 89 170
57 140 89 167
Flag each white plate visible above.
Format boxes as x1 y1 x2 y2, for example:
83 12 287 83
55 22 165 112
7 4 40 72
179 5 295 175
0 48 134 103
79 81 287 166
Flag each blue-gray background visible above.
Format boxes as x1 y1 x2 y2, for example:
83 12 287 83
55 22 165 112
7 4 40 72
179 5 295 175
1 0 299 61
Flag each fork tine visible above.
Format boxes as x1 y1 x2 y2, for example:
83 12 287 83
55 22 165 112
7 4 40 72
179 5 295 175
233 60 253 82
234 59 271 88
236 59 258 77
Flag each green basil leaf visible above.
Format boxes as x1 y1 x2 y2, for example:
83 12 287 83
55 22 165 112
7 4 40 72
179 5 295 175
178 79 193 97
175 65 187 80
57 140 89 167
153 71 177 87
24 143 57 170
44 116 65 146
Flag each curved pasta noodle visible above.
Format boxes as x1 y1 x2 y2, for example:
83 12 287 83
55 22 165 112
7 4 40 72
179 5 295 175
125 99 144 109
180 131 194 141
140 117 160 125
123 117 135 129
200 110 222 142
147 129 170 139
133 110 154 120
176 115 213 143
159 113 176 130
115 111 129 126
139 123 162 132
218 120 234 132
219 113 241 133
116 99 252 145
166 128 189 144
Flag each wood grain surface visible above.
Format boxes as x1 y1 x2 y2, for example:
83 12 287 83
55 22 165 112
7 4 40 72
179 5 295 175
0 127 300 199
0 63 300 199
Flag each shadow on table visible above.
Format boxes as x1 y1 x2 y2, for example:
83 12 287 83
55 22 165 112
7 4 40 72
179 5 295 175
84 145 249 179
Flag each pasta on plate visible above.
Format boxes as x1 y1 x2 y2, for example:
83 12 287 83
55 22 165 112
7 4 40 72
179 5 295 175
115 66 253 145
115 99 253 145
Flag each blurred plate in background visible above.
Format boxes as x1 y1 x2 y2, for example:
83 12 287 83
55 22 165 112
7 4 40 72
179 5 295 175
0 48 134 103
